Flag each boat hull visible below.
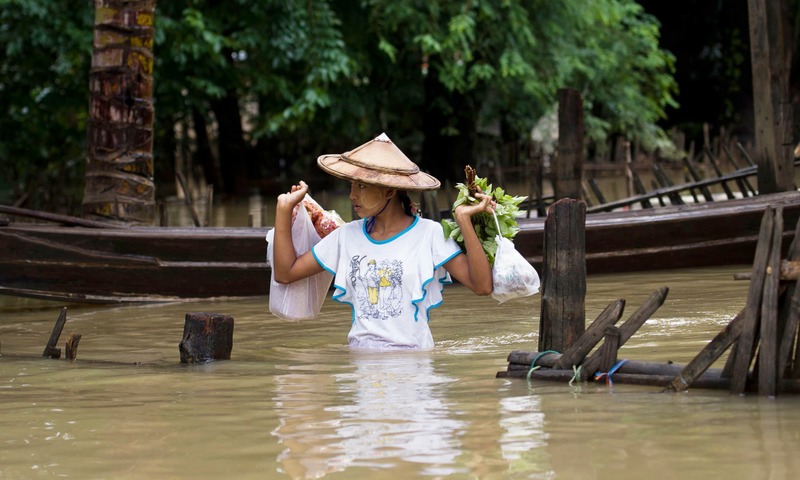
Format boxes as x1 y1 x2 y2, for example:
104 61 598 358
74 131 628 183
2 191 800 303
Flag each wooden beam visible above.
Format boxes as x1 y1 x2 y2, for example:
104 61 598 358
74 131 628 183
581 287 669 379
759 206 783 395
666 308 746 392
730 207 774 394
554 299 625 369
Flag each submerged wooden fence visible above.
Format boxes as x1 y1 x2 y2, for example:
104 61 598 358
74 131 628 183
498 199 800 396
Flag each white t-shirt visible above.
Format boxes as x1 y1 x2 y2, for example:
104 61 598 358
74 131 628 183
311 216 461 349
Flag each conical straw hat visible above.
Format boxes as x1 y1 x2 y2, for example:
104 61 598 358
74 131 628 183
317 133 441 191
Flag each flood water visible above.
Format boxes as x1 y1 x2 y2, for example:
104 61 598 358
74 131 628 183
3 265 800 479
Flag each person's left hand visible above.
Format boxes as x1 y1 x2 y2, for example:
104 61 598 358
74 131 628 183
454 192 495 221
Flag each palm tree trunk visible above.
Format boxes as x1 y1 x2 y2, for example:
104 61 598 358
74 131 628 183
83 0 156 224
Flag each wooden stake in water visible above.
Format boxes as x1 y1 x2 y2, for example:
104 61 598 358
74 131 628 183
43 307 67 359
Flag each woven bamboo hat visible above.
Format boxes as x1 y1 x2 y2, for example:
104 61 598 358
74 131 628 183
317 133 441 191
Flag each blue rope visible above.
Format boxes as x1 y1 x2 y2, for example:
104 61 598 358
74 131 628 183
594 359 628 386
526 350 559 381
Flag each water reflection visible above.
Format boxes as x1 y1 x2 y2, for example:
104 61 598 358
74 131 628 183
272 351 465 478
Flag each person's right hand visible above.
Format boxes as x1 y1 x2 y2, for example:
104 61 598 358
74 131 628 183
277 181 309 212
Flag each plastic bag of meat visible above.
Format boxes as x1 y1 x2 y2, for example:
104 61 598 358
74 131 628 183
266 201 333 321
301 194 345 238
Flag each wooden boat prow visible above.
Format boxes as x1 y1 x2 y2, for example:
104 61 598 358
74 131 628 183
0 222 271 303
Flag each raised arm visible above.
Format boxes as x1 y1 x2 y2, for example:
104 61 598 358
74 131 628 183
272 181 325 284
443 192 494 295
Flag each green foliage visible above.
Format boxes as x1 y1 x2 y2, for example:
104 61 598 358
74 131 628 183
441 175 526 265
0 0 92 211
0 0 687 208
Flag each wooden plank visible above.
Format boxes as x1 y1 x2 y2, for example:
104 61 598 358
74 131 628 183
722 144 757 195
581 287 669 379
758 206 783 396
682 156 715 202
652 162 684 205
554 299 625 369
626 161 654 208
0 205 126 229
587 177 607 205
730 207 774 394
665 308 745 392
777 282 800 388
704 146 736 199
0 230 160 265
776 211 800 389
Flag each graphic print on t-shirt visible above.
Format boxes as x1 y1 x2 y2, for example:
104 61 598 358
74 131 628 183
349 255 404 320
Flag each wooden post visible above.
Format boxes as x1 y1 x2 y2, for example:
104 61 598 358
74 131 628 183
596 326 621 374
178 312 234 364
553 88 584 201
43 307 67 359
65 333 82 361
729 207 774 394
538 199 586 353
748 0 795 194
758 206 783 396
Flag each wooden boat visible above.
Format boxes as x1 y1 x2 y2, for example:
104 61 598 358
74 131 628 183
0 205 271 303
515 190 800 274
2 189 800 303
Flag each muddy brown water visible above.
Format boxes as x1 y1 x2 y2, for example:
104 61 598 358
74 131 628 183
2 265 800 479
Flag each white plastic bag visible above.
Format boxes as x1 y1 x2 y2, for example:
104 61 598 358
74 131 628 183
490 212 540 304
266 199 333 321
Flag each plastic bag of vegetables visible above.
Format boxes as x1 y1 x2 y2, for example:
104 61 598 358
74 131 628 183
441 166 539 303
488 211 540 303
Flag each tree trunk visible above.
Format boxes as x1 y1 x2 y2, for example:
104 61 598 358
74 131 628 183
83 0 157 225
191 107 223 191
748 0 795 194
212 91 249 195
421 74 479 185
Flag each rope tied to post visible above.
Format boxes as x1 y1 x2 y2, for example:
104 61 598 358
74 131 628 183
569 365 582 386
594 359 628 386
526 350 559 381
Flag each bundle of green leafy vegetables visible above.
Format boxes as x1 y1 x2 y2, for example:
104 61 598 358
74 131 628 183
441 167 527 265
